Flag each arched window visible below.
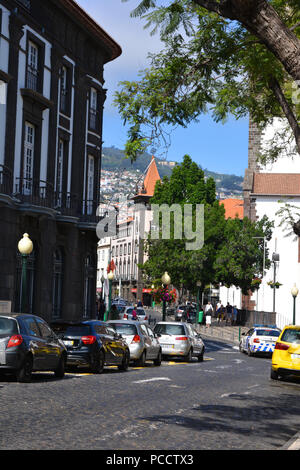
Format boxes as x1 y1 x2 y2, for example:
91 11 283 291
52 248 64 319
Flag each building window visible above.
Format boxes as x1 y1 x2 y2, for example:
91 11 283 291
89 88 99 132
26 40 39 91
60 64 72 115
86 155 95 215
60 66 68 113
52 248 64 320
23 122 35 194
55 139 64 205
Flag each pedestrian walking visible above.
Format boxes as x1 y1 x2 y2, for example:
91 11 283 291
205 302 213 328
132 306 138 320
216 301 222 323
226 302 232 325
98 299 105 320
232 305 238 325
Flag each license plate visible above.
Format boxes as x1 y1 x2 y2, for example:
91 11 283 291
63 340 74 346
291 354 300 359
162 344 174 349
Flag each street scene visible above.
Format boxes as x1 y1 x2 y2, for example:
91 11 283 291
1 0 300 457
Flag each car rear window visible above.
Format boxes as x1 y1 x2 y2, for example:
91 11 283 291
0 317 18 336
281 329 300 344
256 329 280 337
109 323 137 335
137 309 145 315
154 324 185 335
63 325 92 336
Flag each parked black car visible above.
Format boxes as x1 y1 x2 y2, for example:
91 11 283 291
0 314 67 383
51 320 130 373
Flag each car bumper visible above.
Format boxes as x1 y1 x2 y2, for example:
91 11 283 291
160 343 190 356
66 351 93 367
128 343 144 360
0 348 24 371
272 366 300 377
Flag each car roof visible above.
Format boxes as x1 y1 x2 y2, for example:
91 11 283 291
107 319 147 324
155 321 187 326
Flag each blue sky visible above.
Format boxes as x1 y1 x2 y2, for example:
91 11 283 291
77 0 249 177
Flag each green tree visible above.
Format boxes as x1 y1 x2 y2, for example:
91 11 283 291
142 155 273 294
116 0 300 162
214 215 274 294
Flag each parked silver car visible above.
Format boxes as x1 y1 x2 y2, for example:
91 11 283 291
107 320 162 366
153 322 205 362
122 307 149 322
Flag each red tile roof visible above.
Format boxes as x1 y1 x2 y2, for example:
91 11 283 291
253 173 300 195
220 199 244 219
135 156 161 198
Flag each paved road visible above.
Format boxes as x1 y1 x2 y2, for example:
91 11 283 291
1 337 300 451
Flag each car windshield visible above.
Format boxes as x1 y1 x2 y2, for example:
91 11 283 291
256 329 280 337
62 325 92 336
154 324 185 336
281 329 300 344
0 317 18 336
109 324 138 336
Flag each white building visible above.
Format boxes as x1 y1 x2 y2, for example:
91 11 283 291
243 118 300 327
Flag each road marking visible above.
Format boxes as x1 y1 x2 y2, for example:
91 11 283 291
133 377 171 384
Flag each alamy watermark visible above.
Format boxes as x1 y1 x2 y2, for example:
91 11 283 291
96 198 204 251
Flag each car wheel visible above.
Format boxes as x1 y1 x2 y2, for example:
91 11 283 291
91 350 105 374
118 350 130 371
184 349 192 362
136 351 146 367
16 355 33 383
54 354 66 379
270 368 279 380
198 350 204 362
153 350 162 366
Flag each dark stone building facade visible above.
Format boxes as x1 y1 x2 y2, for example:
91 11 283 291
0 0 121 321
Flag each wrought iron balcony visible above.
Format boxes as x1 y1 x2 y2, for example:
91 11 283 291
0 165 13 195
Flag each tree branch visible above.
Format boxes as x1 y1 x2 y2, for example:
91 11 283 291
269 76 300 155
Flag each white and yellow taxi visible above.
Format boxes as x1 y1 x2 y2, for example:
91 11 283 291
239 325 281 357
271 325 300 380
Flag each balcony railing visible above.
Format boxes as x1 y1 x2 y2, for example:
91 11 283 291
15 178 54 207
0 165 13 195
1 174 100 224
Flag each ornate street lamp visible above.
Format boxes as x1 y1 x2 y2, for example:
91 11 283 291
291 284 299 325
161 272 171 321
18 233 33 313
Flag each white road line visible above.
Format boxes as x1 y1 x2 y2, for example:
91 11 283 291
133 377 171 384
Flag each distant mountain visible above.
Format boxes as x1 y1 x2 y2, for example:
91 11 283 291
101 146 244 195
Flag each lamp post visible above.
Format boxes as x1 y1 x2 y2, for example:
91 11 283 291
161 271 171 321
196 281 202 324
101 275 105 301
272 252 280 313
18 233 33 313
105 270 114 321
291 284 299 325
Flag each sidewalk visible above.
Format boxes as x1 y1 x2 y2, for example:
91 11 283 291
195 320 248 345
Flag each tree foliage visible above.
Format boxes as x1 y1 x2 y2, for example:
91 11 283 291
142 155 273 294
116 0 300 162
